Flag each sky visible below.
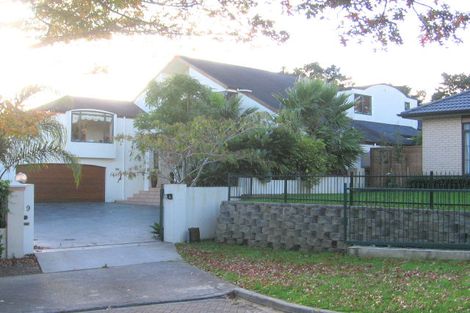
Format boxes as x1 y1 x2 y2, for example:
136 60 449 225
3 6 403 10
1 1 470 107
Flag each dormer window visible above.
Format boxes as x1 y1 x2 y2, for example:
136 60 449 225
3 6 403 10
71 111 114 143
354 94 372 115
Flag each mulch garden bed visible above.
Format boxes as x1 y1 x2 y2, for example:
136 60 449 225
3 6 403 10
0 254 42 277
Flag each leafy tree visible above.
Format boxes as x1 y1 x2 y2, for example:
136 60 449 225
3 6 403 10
134 74 328 186
0 86 50 138
134 75 270 186
28 0 470 46
392 85 426 104
197 126 327 186
290 62 352 88
432 73 470 101
277 79 363 173
0 89 81 183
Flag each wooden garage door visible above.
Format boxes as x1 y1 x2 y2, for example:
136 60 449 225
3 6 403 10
16 164 105 202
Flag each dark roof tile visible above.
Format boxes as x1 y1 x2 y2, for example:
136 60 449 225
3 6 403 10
179 56 297 111
36 96 144 118
400 89 470 118
352 120 418 145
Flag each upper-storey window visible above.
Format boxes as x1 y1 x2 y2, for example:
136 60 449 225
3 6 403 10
404 101 411 110
354 94 372 115
71 111 114 143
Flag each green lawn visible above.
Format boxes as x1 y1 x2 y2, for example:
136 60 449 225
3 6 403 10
177 241 470 313
241 190 470 210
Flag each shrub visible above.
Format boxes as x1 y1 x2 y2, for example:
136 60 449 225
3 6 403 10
150 222 163 240
0 180 9 228
0 234 3 258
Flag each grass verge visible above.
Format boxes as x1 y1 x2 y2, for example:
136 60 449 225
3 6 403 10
177 241 470 313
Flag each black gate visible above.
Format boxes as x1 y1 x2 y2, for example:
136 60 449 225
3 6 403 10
159 185 164 241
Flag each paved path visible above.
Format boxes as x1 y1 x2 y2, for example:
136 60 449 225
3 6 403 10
35 242 181 273
35 203 159 249
0 261 233 313
85 297 280 313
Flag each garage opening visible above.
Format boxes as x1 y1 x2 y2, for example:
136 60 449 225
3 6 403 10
17 164 105 202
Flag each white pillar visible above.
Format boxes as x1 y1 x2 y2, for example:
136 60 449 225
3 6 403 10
7 183 34 258
162 184 188 243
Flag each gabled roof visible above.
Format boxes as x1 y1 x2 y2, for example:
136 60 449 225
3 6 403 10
352 120 419 145
36 96 144 118
178 56 297 111
400 89 470 119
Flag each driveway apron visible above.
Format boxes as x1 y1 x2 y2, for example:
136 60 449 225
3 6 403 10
33 202 171 273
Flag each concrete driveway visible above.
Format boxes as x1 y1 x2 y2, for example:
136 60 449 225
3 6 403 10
34 202 159 249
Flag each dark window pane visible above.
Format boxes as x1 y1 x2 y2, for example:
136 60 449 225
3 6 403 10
354 94 372 115
71 111 114 143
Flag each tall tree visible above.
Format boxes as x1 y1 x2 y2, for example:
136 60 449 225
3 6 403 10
277 79 363 173
392 85 427 105
432 73 470 101
28 1 470 46
290 62 352 88
133 74 328 186
134 75 271 186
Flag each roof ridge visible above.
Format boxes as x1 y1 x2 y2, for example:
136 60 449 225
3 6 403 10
424 88 470 107
179 55 296 78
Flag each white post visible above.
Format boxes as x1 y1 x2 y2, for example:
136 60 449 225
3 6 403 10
7 183 34 258
162 184 188 243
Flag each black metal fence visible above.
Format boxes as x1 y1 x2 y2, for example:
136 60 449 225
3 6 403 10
346 187 470 249
228 172 470 249
228 172 470 207
228 174 357 204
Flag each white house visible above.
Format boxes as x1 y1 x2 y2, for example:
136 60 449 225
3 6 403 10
137 56 420 173
16 96 149 203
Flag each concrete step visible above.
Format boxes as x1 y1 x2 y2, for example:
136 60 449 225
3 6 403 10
121 188 162 205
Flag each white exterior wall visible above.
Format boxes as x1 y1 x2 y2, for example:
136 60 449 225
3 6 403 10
163 184 228 243
340 85 418 128
422 117 462 174
135 62 274 114
232 176 364 196
7 184 34 258
53 111 145 202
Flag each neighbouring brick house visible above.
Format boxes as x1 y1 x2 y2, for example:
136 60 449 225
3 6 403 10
400 89 470 174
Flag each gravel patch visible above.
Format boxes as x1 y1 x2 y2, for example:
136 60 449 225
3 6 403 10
0 254 42 277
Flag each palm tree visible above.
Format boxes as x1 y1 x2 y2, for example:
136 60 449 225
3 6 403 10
277 79 363 173
0 116 81 184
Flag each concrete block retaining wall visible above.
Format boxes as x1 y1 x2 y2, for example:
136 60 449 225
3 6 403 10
348 207 470 245
216 201 347 252
216 202 470 252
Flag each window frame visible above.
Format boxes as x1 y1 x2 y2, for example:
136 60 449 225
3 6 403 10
71 110 114 144
463 123 470 174
354 94 372 115
404 101 411 111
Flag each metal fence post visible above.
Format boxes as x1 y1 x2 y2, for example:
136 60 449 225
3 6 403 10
250 177 253 196
349 172 354 206
430 171 434 209
284 178 288 203
343 182 348 242
227 173 231 201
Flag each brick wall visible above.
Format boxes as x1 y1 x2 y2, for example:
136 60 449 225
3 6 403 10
422 117 462 174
